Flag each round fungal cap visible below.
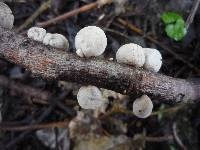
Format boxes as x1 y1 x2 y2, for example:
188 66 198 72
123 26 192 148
116 43 145 67
27 27 47 42
0 2 14 29
143 48 162 72
132 95 153 118
43 33 69 50
77 85 104 109
75 26 107 57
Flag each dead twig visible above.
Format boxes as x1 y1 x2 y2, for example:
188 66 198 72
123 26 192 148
186 0 200 29
145 135 173 142
0 27 200 103
0 121 68 131
151 104 184 116
172 122 187 150
16 0 52 32
0 75 76 109
0 75 51 102
5 106 54 149
37 0 113 27
37 1 98 27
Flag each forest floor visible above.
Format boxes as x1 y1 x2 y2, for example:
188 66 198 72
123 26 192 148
0 0 200 150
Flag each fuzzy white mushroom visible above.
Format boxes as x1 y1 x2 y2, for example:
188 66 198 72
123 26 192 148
77 86 105 109
27 27 47 42
0 2 14 29
116 43 145 67
132 95 153 118
43 33 69 50
143 48 162 72
75 26 107 57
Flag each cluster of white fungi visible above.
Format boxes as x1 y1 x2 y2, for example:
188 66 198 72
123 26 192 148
27 25 162 118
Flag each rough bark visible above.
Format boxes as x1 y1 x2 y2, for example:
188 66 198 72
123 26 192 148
0 26 199 103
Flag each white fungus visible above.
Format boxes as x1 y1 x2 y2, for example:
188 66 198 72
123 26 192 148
77 86 104 109
116 43 145 67
132 95 153 118
27 27 47 42
0 2 14 29
75 26 107 57
143 48 162 72
43 33 69 50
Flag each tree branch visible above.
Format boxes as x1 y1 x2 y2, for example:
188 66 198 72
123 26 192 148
0 26 199 103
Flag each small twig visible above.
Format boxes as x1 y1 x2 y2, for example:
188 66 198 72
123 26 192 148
0 121 68 131
172 122 187 150
5 106 54 149
37 1 98 28
117 18 200 74
2 0 26 2
103 27 132 41
0 75 76 109
186 0 200 29
145 135 173 142
151 105 184 116
0 73 76 115
16 0 52 32
4 92 72 149
48 92 76 116
37 0 113 27
0 75 52 102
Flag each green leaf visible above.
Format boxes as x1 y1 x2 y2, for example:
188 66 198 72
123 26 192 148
170 145 177 150
161 12 182 24
165 18 186 41
161 12 187 41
